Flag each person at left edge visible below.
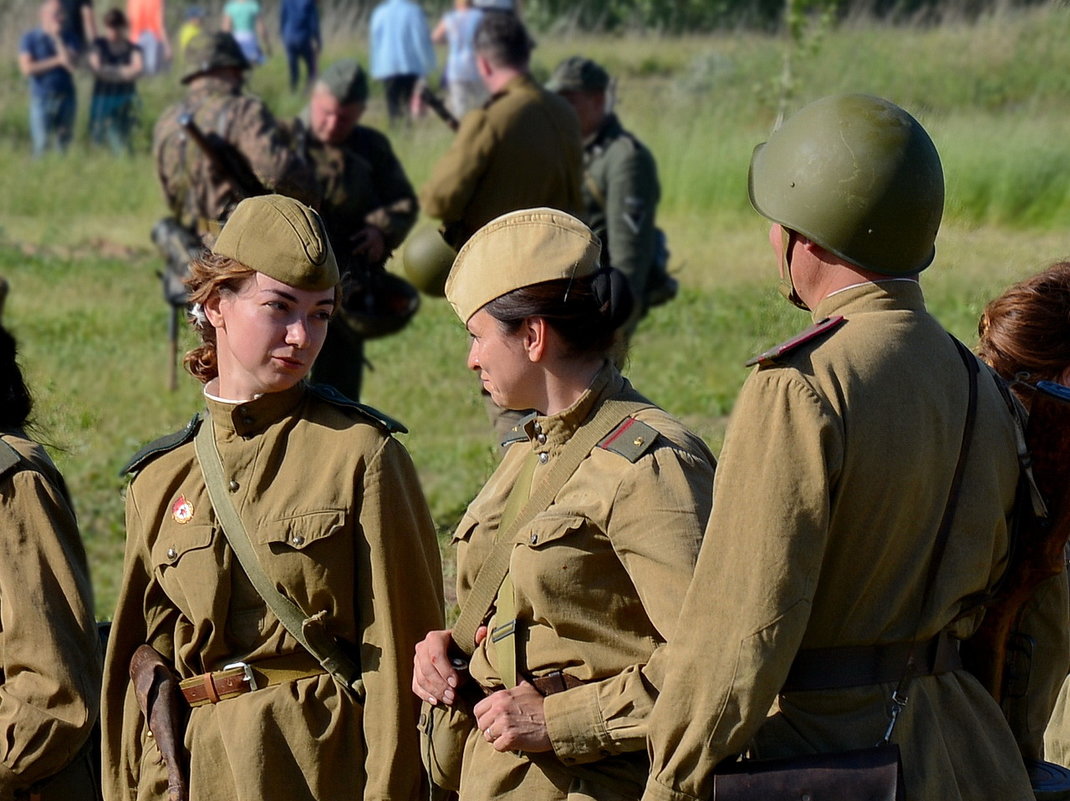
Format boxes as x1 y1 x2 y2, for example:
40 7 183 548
153 31 317 246
101 194 444 801
0 318 102 799
288 58 420 400
18 0 78 158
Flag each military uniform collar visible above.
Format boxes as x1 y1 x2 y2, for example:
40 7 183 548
589 112 623 148
203 382 306 436
521 361 623 453
189 75 242 97
812 279 925 321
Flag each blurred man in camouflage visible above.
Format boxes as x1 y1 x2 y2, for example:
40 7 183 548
548 56 676 338
288 59 420 399
419 11 581 250
153 31 315 245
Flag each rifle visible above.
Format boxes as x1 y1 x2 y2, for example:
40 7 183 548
150 218 205 391
961 380 1070 703
419 86 459 132
130 645 189 801
178 111 267 199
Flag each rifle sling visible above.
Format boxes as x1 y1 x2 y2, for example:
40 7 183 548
450 395 653 657
194 413 364 699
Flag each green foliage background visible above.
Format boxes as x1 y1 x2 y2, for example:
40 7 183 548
0 0 1067 616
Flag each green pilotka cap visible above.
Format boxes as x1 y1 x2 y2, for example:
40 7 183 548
213 195 339 290
445 208 602 323
319 59 369 105
546 56 610 93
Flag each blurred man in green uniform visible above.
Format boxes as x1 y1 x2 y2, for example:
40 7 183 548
289 58 420 399
547 56 675 336
641 94 1063 801
153 31 315 245
419 12 582 250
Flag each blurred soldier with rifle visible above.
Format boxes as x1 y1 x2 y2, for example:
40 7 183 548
150 31 315 389
287 58 420 400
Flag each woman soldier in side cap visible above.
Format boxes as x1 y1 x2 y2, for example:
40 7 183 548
412 207 715 800
101 195 443 801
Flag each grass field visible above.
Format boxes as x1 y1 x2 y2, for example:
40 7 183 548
1 2 1068 617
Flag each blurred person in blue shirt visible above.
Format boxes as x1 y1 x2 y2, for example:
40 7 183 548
431 0 487 119
370 0 435 125
280 0 321 92
18 0 79 157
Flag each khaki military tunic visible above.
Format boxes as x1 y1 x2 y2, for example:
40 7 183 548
0 431 100 801
642 281 1046 801
102 385 444 801
420 73 583 249
290 114 420 400
453 364 715 800
154 76 317 238
581 113 660 325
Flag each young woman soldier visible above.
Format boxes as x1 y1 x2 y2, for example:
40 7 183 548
412 207 715 800
102 194 444 801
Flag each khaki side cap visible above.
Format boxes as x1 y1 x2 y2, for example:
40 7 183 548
445 208 601 323
213 195 339 291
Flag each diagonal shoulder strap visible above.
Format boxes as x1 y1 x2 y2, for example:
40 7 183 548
450 396 653 656
194 414 364 698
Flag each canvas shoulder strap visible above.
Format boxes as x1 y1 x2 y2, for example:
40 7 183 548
450 396 653 656
194 414 364 699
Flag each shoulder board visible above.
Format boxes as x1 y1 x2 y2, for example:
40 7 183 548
120 414 201 477
309 383 408 434
745 315 847 368
0 438 23 481
597 417 659 463
499 412 537 449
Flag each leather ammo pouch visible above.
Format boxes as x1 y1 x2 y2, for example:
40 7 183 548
129 645 190 801
710 337 979 801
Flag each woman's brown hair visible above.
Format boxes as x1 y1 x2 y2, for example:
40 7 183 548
482 267 633 359
977 261 1070 402
182 253 257 384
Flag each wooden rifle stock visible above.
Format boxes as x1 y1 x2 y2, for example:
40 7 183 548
962 381 1070 703
419 87 459 132
178 112 267 199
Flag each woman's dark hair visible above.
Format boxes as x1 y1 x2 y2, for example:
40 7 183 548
978 261 1070 405
103 7 128 28
482 267 633 358
0 324 33 429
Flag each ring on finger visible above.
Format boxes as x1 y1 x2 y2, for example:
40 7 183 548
484 727 495 741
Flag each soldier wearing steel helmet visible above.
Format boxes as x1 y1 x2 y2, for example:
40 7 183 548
640 94 1058 801
101 195 443 801
287 58 420 400
153 31 316 245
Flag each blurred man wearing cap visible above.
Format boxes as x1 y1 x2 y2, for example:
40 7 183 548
548 56 675 337
420 11 582 251
153 31 316 246
288 58 420 399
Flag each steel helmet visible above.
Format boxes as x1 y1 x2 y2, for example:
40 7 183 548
402 227 457 297
182 32 250 84
749 94 944 276
340 269 420 339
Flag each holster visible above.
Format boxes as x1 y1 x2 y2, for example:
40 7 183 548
129 645 190 801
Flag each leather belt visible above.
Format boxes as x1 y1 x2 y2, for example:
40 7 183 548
781 631 962 693
180 653 326 707
530 670 585 696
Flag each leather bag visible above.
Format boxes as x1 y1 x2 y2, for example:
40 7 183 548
712 743 904 801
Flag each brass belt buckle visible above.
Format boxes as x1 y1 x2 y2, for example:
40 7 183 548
224 661 258 691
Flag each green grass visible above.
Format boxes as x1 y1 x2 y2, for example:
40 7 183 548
2 3 1070 618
